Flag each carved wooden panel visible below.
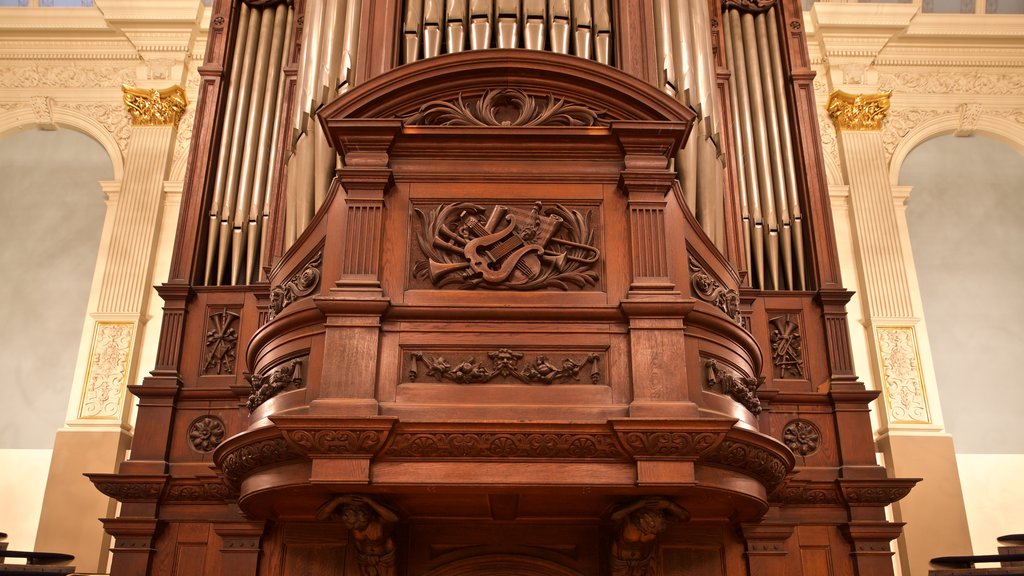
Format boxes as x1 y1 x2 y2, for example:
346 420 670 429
407 348 603 385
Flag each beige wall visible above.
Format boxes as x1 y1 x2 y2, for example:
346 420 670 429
957 454 1024 556
0 449 52 552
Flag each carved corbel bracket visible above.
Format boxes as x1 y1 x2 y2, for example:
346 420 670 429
838 478 920 507
842 521 905 556
89 474 168 503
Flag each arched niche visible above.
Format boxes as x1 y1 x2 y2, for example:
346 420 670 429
0 108 124 181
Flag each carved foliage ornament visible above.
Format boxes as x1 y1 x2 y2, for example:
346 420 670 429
203 309 239 375
270 250 323 318
414 202 601 290
704 358 762 414
688 257 740 323
722 0 776 13
826 90 891 132
219 438 299 484
403 88 609 127
875 326 930 424
246 359 304 412
409 349 600 385
80 322 134 420
122 84 188 127
188 416 226 452
769 314 804 379
384 432 625 460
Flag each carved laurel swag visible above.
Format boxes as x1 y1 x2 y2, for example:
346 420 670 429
689 257 740 323
269 250 323 319
246 359 304 412
403 88 609 128
414 202 600 291
704 358 762 415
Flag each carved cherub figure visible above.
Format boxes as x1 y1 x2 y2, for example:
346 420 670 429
609 498 691 576
317 495 399 576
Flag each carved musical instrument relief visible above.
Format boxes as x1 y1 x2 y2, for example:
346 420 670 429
413 201 601 290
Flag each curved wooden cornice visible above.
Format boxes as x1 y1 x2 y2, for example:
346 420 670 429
318 49 696 140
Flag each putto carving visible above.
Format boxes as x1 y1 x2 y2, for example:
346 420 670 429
317 495 399 576
688 257 740 323
246 359 304 412
408 349 600 385
121 84 188 127
826 90 891 132
722 0 776 13
403 88 608 127
782 420 820 456
769 314 804 378
269 250 323 318
188 416 226 452
384 432 625 460
202 309 239 375
413 202 600 290
704 358 762 415
609 498 690 576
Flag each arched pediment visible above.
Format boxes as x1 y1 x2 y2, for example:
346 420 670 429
318 49 695 129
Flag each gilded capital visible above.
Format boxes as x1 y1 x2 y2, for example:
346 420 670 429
122 85 188 127
826 90 891 132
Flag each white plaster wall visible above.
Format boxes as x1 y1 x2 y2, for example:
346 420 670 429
0 128 111 449
0 448 52 552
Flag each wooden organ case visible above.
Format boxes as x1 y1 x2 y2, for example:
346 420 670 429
91 1 919 575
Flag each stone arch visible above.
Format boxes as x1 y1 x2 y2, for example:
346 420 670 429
888 112 1024 187
0 106 124 181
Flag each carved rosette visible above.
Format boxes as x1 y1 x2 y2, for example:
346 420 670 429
246 358 305 412
703 358 762 415
188 416 226 452
269 250 323 318
121 84 188 127
408 349 601 385
414 202 601 290
826 90 891 132
782 420 820 456
403 88 608 127
688 257 740 323
769 314 804 379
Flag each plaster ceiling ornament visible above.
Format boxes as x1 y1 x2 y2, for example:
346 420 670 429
122 84 189 127
955 103 983 137
188 416 226 452
413 201 601 290
0 63 137 89
408 348 601 385
879 70 1024 96
826 90 891 132
403 88 609 127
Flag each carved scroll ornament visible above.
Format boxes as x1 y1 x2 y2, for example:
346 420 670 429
121 84 188 127
414 202 600 290
246 359 304 412
269 250 322 318
826 90 891 132
403 88 608 127
688 257 740 323
409 349 600 385
704 358 762 415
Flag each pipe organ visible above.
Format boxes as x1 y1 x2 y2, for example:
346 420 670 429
95 1 915 575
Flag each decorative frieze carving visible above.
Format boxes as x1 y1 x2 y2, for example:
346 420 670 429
384 432 626 460
408 349 601 385
202 309 239 375
284 429 387 456
826 90 891 132
770 482 842 505
269 250 323 318
246 359 304 412
782 420 820 456
187 416 226 452
122 85 188 127
413 202 600 290
403 88 608 127
617 431 725 458
874 326 931 424
609 498 690 576
0 63 136 88
164 478 232 502
879 70 1024 96
705 439 789 488
769 315 804 379
79 322 134 419
317 495 399 576
688 257 740 323
219 438 300 484
703 358 762 415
